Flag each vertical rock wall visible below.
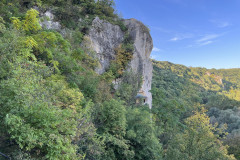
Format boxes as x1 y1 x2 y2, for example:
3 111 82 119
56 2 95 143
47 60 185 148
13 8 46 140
124 19 153 109
88 17 125 74
87 17 153 108
39 13 153 108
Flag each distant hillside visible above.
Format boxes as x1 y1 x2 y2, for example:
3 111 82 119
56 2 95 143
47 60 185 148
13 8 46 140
153 60 240 109
152 60 240 159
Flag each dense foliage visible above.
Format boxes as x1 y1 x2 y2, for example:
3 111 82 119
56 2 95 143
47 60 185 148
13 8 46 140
0 0 238 159
0 1 161 160
166 109 235 160
152 60 240 159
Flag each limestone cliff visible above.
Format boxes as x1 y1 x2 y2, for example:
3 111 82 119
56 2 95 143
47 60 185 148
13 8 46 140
124 19 153 109
39 10 61 30
87 17 153 108
87 17 125 74
40 12 153 108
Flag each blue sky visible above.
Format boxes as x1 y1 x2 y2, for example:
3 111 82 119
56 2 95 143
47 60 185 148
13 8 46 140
115 0 240 69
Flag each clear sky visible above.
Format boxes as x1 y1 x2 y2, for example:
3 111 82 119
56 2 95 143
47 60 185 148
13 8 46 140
115 0 240 69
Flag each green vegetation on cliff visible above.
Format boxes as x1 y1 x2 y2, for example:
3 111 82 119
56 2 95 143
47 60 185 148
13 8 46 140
0 1 161 160
0 0 238 159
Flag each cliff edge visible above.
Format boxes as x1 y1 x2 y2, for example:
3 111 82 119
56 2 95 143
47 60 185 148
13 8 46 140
124 19 153 108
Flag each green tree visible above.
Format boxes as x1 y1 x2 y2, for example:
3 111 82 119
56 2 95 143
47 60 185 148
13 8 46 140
95 99 134 160
0 66 83 159
11 8 41 33
0 9 94 159
166 108 236 160
126 106 163 160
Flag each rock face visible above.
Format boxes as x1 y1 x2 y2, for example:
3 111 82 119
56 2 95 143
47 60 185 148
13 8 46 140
88 17 125 74
124 19 153 109
40 11 153 108
38 12 153 107
87 17 153 108
39 11 61 30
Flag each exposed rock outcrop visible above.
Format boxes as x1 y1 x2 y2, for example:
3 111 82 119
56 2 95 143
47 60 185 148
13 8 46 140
87 17 153 108
38 13 154 108
39 10 61 31
124 19 153 108
88 17 125 74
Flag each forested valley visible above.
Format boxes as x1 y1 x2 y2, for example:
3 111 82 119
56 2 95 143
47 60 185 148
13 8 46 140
152 61 240 160
0 0 239 160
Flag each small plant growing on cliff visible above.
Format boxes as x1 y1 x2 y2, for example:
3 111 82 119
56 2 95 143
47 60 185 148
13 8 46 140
108 34 134 79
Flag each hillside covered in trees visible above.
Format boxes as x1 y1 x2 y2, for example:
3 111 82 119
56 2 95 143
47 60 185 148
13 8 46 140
0 0 239 160
152 61 240 159
0 1 159 159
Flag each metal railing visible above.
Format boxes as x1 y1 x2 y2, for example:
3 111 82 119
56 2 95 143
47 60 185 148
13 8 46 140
0 152 10 159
